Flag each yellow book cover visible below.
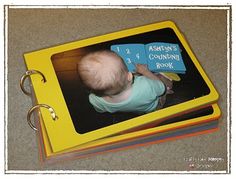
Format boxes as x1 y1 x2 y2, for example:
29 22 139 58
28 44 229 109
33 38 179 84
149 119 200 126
22 21 219 153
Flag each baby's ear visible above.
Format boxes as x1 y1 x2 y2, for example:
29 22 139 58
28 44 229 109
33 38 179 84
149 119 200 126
127 72 133 82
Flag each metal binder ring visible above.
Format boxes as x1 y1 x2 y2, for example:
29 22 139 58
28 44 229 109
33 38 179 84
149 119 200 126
27 104 58 131
20 70 46 96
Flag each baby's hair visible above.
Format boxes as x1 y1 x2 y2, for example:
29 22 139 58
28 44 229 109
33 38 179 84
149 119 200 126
77 50 129 96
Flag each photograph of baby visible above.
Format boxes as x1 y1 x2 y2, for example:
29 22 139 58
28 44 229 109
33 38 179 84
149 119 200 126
51 27 212 134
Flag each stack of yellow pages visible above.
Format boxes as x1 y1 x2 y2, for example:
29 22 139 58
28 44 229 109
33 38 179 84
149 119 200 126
21 21 221 164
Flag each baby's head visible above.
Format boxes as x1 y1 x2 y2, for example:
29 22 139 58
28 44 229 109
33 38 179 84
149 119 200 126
77 50 133 96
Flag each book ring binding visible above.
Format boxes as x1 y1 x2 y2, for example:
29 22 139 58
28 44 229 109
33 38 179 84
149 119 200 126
20 70 46 96
27 104 58 131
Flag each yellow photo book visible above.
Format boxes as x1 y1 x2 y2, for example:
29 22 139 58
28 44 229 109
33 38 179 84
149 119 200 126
22 21 220 153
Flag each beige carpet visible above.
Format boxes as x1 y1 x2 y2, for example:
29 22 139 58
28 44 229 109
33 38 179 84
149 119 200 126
7 7 229 171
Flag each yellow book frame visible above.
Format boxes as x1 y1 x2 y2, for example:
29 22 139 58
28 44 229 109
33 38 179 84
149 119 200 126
23 21 219 152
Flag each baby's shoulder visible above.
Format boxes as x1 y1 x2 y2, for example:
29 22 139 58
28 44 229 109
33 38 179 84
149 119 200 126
133 75 154 87
134 75 153 83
